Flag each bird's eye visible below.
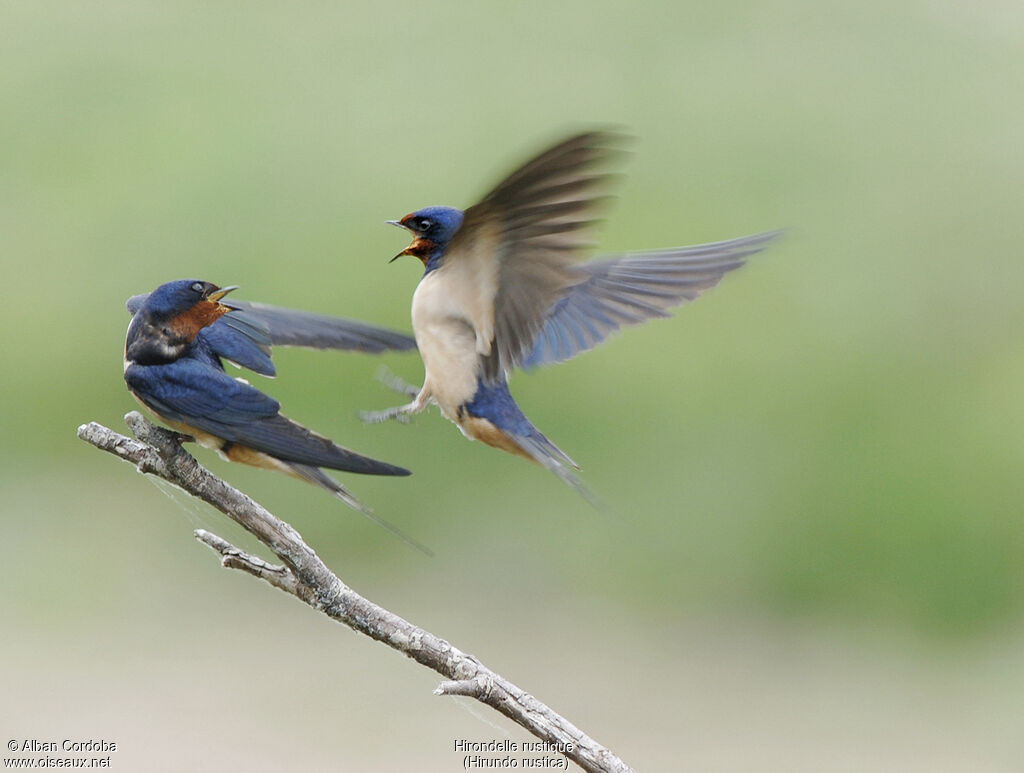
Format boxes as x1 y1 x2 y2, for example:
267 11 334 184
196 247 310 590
191 282 205 294
417 218 432 232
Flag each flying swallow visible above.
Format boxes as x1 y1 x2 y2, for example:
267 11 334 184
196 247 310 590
363 130 781 498
124 279 429 553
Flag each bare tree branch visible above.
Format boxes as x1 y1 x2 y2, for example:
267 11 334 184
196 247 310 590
194 529 299 595
77 413 634 773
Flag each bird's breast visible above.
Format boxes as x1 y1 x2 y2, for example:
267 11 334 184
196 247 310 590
411 270 490 418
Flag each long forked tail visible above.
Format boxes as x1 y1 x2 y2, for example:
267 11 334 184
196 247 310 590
461 379 601 507
512 431 602 508
287 463 434 556
237 414 412 477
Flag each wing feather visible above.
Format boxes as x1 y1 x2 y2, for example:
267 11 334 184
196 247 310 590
521 230 782 368
127 293 416 353
126 359 408 474
443 131 627 381
229 301 417 353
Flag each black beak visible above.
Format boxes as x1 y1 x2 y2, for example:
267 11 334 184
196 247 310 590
387 219 413 262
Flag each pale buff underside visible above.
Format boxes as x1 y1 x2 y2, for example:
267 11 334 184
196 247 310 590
408 254 536 462
410 251 500 421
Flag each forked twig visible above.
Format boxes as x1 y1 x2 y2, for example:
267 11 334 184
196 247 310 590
77 413 633 773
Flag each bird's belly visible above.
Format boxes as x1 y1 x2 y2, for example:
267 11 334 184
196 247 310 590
412 277 482 419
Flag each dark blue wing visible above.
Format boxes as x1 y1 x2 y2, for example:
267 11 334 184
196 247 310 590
125 357 409 475
198 311 276 376
521 230 782 369
125 358 281 430
128 293 276 375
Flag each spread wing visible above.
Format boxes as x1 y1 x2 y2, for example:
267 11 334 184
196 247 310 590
444 131 625 381
227 301 417 353
522 230 783 368
126 293 416 353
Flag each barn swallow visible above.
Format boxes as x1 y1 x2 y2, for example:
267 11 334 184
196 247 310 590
362 131 781 498
125 279 429 554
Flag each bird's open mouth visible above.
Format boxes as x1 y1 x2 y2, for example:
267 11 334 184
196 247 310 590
390 238 432 264
207 285 239 303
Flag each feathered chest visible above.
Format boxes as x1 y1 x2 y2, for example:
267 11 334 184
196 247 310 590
411 260 500 355
410 264 500 412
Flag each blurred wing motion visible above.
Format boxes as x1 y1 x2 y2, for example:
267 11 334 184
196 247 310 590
445 130 624 381
377 129 782 503
522 230 783 368
126 293 416 353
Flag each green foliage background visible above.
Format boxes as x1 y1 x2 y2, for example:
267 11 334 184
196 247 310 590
2 1 1022 769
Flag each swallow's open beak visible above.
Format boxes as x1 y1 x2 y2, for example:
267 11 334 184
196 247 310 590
390 246 413 263
386 219 414 262
207 285 239 304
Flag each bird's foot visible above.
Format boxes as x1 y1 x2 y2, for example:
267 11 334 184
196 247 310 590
359 406 414 425
375 366 421 397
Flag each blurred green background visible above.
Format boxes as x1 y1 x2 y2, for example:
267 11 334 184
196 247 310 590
3 0 1023 770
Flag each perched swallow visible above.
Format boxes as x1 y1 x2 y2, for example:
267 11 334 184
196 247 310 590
363 131 780 497
125 279 429 553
